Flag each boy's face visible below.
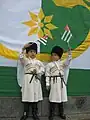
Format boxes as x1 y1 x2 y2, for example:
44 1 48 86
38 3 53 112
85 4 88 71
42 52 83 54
27 50 36 59
51 53 60 61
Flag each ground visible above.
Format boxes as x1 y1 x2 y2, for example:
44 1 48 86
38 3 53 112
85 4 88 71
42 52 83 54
0 97 90 120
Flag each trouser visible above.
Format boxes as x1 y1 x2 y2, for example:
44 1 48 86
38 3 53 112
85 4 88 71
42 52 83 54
58 102 64 116
49 102 55 119
23 102 29 116
23 102 39 117
49 102 64 117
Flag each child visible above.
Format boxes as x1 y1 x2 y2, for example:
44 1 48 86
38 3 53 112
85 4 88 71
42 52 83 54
19 42 44 120
45 45 72 120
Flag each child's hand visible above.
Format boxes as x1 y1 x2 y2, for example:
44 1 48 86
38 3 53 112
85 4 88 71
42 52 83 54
36 74 41 80
32 69 37 74
24 43 31 48
22 43 31 51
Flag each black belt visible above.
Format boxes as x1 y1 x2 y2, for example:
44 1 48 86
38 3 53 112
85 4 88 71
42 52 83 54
47 75 67 88
59 72 67 87
25 73 40 83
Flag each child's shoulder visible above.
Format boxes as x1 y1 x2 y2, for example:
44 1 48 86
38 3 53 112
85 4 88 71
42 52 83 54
48 62 53 65
35 59 43 64
36 59 42 62
60 59 65 64
46 62 53 67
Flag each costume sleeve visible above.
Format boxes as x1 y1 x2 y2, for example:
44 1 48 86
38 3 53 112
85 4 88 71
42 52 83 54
63 65 70 83
17 59 24 87
63 49 72 67
45 64 51 86
19 51 27 65
63 50 72 83
17 51 26 87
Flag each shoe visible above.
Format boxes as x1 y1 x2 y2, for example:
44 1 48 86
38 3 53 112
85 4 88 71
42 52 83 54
60 114 66 119
32 114 40 120
20 115 28 120
48 116 54 120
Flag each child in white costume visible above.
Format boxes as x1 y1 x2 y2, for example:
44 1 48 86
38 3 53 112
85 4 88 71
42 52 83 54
45 45 72 120
18 42 44 120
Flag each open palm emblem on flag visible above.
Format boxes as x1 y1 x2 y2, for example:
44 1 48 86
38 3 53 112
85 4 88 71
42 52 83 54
61 25 72 43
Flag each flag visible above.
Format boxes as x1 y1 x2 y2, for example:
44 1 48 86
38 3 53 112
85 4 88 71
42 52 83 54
0 0 90 96
38 35 48 46
61 25 72 43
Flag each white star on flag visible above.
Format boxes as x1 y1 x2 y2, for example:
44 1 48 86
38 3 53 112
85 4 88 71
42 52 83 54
61 25 72 43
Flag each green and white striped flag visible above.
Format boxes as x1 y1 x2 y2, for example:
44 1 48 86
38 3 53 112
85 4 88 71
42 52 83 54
61 25 72 43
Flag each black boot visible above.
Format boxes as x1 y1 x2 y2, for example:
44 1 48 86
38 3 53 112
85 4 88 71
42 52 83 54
48 102 55 120
20 112 28 120
20 102 29 120
32 102 40 120
58 102 66 120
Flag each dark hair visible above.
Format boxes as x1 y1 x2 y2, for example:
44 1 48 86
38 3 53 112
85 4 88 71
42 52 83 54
26 42 37 54
51 46 64 58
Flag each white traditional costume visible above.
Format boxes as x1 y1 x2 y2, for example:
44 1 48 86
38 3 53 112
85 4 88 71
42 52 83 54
17 42 44 120
45 46 72 120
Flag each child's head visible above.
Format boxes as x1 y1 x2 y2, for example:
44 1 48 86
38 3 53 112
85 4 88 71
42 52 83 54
26 43 37 59
51 46 63 61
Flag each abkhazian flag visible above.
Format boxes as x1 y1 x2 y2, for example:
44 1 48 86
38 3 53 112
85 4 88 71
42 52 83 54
0 0 90 94
61 25 72 43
